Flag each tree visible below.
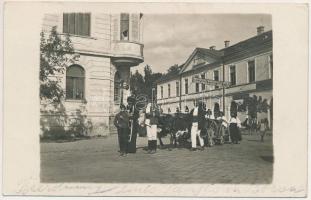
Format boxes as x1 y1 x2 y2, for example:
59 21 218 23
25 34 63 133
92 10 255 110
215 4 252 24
166 64 181 75
130 70 145 95
40 26 74 103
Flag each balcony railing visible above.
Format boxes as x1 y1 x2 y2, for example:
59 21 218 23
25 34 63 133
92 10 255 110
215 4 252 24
112 40 144 60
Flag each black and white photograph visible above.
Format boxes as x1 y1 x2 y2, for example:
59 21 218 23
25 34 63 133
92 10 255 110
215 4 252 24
39 12 273 184
3 2 308 197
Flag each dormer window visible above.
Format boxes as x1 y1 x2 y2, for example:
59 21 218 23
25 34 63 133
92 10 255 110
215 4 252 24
63 13 91 36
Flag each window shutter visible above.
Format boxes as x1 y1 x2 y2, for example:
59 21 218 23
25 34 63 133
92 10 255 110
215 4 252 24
63 14 69 33
68 13 75 35
131 14 139 42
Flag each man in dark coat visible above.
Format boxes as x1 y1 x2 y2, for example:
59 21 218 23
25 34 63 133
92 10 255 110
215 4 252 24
127 95 139 153
114 104 130 156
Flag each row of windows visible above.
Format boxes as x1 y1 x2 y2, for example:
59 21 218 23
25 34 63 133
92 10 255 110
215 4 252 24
62 13 132 41
159 55 273 99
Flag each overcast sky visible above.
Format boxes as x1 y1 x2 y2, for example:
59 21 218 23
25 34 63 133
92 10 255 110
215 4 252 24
133 14 272 74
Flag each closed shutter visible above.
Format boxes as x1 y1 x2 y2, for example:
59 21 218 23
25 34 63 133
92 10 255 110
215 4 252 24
63 14 69 33
131 14 139 42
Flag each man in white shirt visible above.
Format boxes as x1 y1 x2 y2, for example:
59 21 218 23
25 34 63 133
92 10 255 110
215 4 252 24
190 102 204 151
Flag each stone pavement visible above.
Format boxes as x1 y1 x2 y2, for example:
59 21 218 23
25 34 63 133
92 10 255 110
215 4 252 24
41 132 273 184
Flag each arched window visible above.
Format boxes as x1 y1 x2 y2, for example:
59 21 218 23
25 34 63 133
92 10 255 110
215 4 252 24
114 72 122 103
66 65 85 100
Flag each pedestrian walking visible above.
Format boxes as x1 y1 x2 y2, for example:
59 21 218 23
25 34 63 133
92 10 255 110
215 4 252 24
217 111 228 144
114 104 130 156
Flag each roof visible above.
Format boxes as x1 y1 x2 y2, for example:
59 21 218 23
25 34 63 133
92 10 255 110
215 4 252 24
156 71 180 84
157 30 273 84
196 47 224 59
221 30 272 57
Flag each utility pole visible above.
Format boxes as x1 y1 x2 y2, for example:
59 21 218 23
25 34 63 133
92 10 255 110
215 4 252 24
222 61 226 115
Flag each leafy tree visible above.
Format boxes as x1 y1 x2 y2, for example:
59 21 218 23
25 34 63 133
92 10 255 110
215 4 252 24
40 26 74 103
166 64 181 75
130 70 145 95
129 65 163 101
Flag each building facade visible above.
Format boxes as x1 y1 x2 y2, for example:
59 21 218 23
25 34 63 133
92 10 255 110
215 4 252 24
156 26 272 128
40 13 144 136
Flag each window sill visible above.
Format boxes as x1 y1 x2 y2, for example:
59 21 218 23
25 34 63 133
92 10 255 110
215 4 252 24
60 33 97 40
65 99 87 103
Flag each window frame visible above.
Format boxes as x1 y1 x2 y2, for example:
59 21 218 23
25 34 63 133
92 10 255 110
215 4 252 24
168 83 171 98
160 86 163 99
201 73 206 91
63 13 91 37
185 78 188 94
247 59 256 83
229 65 237 86
120 13 130 41
213 70 219 89
176 81 180 97
66 65 85 101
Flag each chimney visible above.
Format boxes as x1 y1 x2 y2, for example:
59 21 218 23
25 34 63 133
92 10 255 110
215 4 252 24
209 45 216 50
257 26 265 35
224 40 230 48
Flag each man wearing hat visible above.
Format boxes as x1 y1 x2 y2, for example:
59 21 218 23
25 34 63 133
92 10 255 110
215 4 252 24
114 104 130 156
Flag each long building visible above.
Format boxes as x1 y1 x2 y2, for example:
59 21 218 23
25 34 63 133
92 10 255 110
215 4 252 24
40 13 144 136
156 26 273 128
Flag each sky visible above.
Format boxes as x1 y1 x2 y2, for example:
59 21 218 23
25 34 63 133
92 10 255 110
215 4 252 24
133 14 272 74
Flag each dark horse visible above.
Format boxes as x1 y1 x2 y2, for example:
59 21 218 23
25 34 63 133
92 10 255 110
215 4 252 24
157 113 192 149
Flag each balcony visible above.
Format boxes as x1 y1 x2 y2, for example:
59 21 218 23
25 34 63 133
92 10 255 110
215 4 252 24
111 41 144 67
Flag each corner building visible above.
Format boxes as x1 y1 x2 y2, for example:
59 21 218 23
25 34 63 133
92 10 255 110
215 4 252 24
41 13 144 136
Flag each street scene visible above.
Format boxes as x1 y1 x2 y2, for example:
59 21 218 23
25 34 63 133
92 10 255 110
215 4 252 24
40 13 273 184
41 131 273 183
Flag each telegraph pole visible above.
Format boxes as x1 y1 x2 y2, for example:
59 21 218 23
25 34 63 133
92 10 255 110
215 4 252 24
222 61 226 115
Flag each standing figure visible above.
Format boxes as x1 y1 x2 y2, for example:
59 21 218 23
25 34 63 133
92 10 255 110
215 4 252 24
189 101 205 151
114 104 130 156
145 105 158 154
127 96 139 153
259 118 267 142
216 111 228 144
229 114 242 144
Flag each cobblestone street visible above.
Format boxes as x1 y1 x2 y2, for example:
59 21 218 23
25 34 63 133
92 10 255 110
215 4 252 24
41 132 273 184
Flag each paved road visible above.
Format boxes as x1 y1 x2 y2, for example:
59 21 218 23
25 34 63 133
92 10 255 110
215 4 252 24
41 132 273 184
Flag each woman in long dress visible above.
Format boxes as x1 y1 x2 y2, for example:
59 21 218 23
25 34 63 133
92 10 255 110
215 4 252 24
229 114 241 144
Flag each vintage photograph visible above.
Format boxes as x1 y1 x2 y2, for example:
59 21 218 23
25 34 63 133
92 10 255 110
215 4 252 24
39 12 273 184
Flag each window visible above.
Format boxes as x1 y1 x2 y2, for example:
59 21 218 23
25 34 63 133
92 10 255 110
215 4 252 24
248 60 256 83
114 72 121 103
120 13 129 40
160 86 163 99
201 73 206 91
269 54 273 79
214 70 219 89
66 65 85 100
176 81 180 96
230 65 236 85
195 83 200 93
63 13 91 36
168 84 171 97
185 79 188 94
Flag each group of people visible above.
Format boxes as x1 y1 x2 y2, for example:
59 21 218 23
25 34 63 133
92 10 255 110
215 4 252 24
114 95 249 156
113 95 162 156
